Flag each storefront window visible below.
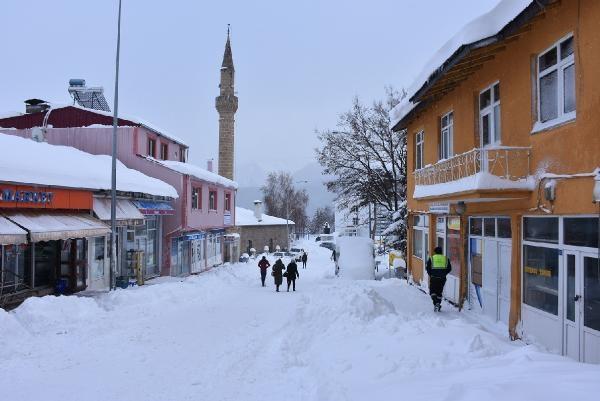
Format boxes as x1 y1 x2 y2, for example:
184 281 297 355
446 217 461 277
564 218 599 248
584 256 600 331
497 218 512 238
524 217 558 244
1 245 26 290
35 241 58 287
523 245 559 315
470 218 482 236
484 218 496 237
413 229 423 259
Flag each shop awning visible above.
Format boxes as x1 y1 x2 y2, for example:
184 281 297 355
93 198 144 221
4 212 111 242
132 200 175 215
0 216 27 245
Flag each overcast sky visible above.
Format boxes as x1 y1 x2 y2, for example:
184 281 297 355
1 0 499 180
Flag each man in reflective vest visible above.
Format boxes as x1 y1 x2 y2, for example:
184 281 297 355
426 246 452 312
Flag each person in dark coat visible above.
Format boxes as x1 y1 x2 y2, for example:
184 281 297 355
286 259 300 291
301 252 308 269
272 258 285 292
257 256 270 287
426 246 452 312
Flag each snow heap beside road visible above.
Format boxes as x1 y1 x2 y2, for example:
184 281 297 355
1 239 599 401
0 134 178 198
390 0 533 127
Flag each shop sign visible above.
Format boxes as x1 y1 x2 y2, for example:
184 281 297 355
447 217 461 231
429 203 450 214
224 212 232 225
0 188 54 204
185 233 205 241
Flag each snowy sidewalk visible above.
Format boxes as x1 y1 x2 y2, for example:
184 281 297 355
1 240 599 401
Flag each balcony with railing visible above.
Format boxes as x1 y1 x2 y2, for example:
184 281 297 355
413 147 533 199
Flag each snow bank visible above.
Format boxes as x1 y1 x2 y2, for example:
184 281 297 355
413 171 535 199
336 236 375 280
147 157 238 189
0 135 178 198
390 0 533 128
235 206 293 226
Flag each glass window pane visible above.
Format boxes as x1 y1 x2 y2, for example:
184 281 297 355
441 115 448 127
566 254 576 322
481 114 490 146
484 218 496 237
497 218 512 238
584 256 600 331
493 104 501 143
539 47 557 71
480 89 491 110
523 245 559 315
560 37 574 60
413 229 423 259
448 112 453 124
493 83 500 102
524 217 559 243
413 215 422 227
424 232 429 261
563 64 576 113
540 70 558 122
470 218 482 236
564 218 599 248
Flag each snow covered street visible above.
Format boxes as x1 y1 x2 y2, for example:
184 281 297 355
1 240 599 401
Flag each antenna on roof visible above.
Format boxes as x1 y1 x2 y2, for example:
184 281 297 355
68 79 111 112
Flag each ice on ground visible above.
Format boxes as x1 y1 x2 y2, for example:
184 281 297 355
1 239 599 401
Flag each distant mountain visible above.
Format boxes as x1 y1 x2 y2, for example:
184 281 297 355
235 162 336 216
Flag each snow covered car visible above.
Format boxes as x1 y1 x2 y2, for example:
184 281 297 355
289 247 304 261
335 236 375 280
239 253 250 263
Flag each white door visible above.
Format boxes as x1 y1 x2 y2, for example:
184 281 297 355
190 240 200 273
564 252 600 363
482 239 499 321
498 243 511 325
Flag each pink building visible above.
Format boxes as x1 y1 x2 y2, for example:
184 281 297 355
0 104 238 276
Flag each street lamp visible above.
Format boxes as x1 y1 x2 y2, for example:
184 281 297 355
109 0 122 290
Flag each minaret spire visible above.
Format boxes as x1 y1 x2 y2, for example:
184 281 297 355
216 26 238 181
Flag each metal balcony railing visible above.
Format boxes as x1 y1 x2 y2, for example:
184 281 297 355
414 147 531 186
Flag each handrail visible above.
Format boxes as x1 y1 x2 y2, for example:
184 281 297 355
414 147 531 187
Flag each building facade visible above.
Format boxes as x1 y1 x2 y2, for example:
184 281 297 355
235 203 295 254
391 0 600 363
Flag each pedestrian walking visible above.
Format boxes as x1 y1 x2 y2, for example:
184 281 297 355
285 259 300 291
301 252 308 269
272 258 285 292
257 256 270 287
426 246 452 312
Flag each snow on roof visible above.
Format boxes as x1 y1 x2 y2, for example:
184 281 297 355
0 135 178 198
235 207 294 226
0 103 188 147
390 0 532 128
147 157 238 189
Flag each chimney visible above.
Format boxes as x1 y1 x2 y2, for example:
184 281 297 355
207 159 214 172
253 200 262 222
24 99 50 114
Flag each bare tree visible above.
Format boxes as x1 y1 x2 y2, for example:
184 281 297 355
316 87 408 252
261 171 309 230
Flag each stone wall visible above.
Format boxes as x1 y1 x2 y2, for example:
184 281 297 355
238 225 293 254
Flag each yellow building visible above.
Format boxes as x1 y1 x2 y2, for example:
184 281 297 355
391 0 600 363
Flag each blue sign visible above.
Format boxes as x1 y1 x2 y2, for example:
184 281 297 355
185 232 206 241
0 188 54 204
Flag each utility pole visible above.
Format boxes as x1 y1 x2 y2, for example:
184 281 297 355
109 0 122 290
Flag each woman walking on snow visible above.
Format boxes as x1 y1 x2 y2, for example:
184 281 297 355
272 258 285 292
286 259 300 291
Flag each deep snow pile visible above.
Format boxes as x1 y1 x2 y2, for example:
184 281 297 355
1 239 599 401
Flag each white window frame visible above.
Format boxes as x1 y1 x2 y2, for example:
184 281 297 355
412 214 429 260
533 33 576 133
479 82 501 147
440 111 454 160
415 130 424 170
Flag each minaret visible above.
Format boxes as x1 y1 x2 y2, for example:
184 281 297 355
215 25 238 180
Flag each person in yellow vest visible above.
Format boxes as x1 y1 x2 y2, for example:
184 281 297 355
426 247 452 312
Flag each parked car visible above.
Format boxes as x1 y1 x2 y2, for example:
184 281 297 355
320 242 335 251
239 253 250 263
335 236 375 280
289 247 304 261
